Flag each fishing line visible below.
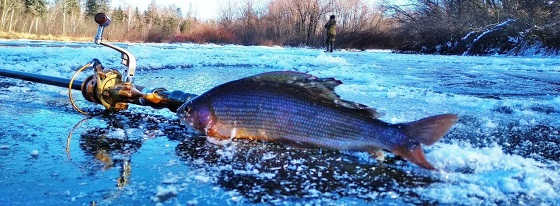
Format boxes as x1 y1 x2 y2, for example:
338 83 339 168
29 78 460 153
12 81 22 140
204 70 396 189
68 63 93 115
66 116 94 160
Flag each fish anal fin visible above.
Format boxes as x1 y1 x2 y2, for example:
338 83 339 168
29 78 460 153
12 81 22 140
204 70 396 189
393 146 435 170
402 114 458 146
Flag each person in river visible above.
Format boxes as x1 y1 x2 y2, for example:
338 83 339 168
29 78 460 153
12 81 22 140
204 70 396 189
324 15 336 52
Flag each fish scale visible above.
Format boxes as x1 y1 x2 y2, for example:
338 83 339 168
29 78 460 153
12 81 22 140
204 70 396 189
210 90 372 149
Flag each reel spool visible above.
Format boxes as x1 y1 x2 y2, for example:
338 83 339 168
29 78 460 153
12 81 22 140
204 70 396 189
69 60 135 115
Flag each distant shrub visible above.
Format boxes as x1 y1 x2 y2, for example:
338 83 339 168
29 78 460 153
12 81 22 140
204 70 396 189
174 24 237 44
258 40 277 47
147 30 165 43
336 29 397 50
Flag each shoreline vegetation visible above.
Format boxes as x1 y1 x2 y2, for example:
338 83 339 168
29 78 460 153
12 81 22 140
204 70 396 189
1 0 558 55
388 0 560 56
0 31 91 42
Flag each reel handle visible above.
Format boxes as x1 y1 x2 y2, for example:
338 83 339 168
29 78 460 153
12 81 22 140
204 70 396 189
91 13 137 83
94 13 110 44
95 13 111 27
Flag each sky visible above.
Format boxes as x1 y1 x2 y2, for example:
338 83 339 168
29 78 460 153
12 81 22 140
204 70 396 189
113 0 264 20
113 0 382 20
113 0 220 20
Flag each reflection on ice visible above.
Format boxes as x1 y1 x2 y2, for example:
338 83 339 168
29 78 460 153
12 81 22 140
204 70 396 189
175 136 437 204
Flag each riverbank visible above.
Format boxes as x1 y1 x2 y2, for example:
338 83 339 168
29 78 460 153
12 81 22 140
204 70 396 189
0 32 90 42
396 19 560 56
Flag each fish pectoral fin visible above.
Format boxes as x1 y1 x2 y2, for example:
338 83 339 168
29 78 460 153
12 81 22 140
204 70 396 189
369 149 385 162
205 135 232 145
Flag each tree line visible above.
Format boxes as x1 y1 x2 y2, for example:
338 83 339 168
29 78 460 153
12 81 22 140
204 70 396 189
0 0 557 54
207 0 395 49
1 0 104 37
0 0 191 42
0 0 396 49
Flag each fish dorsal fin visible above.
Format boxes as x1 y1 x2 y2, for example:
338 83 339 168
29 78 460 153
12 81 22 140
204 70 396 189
245 71 381 119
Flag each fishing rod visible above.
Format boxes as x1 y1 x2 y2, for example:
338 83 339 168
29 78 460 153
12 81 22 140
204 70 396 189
0 13 196 115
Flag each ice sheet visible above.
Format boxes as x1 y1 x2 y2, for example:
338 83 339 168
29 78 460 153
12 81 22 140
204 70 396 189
0 40 559 205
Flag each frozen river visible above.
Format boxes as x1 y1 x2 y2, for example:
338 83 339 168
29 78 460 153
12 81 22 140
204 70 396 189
0 40 559 205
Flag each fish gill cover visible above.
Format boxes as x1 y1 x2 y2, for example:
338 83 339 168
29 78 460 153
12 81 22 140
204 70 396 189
0 40 559 205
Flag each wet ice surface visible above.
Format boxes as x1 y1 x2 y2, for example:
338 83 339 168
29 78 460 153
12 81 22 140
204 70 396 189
0 40 559 205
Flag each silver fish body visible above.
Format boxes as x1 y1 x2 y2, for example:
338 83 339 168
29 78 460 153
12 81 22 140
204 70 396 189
178 71 457 169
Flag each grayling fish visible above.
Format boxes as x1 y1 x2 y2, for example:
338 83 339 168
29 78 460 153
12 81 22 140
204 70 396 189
178 71 457 169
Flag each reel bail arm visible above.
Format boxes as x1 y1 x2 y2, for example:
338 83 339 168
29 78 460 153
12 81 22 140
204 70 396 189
93 13 136 84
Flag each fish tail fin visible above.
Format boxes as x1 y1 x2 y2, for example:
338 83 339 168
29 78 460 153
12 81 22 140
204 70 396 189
402 114 458 146
394 114 458 170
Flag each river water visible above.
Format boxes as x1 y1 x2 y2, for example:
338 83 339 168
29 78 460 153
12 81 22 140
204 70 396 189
0 40 559 205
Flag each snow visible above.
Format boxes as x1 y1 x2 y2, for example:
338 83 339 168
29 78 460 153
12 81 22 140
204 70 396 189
472 19 516 45
152 185 178 202
30 149 39 158
462 31 477 41
0 40 559 205
194 175 211 183
423 143 560 204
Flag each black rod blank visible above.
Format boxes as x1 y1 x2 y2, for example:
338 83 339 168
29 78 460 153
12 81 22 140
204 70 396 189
0 69 82 90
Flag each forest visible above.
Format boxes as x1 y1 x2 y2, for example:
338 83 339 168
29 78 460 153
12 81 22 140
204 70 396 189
0 0 558 55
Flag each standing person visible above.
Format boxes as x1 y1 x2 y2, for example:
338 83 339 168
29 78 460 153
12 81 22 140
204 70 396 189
324 15 336 52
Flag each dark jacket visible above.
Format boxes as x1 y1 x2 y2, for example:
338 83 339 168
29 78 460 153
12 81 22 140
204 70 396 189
325 19 336 37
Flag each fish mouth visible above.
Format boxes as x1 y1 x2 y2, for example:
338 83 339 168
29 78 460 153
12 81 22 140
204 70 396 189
177 100 215 134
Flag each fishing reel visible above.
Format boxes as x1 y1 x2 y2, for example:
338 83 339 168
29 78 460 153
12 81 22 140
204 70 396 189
69 13 196 115
69 13 141 114
73 59 142 113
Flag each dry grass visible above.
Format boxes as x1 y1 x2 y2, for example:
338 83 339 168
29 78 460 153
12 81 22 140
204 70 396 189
173 24 237 44
0 32 90 42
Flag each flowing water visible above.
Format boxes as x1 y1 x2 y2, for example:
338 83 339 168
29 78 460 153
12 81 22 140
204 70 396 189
0 40 559 205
